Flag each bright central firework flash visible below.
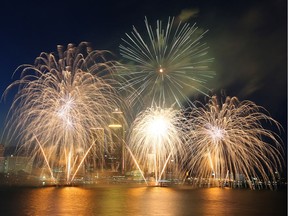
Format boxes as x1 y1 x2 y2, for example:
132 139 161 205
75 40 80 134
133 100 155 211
127 105 189 185
3 42 127 184
119 17 214 109
185 95 285 190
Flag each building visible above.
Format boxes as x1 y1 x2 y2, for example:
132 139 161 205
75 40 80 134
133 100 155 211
108 108 126 175
0 144 4 157
0 145 5 173
4 155 33 174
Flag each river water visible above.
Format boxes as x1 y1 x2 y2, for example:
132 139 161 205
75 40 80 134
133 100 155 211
0 185 286 216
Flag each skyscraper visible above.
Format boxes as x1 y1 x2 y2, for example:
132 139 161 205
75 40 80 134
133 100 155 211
0 144 4 157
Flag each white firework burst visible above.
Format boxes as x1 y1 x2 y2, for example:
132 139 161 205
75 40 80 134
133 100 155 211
185 96 284 189
3 42 125 184
119 17 214 108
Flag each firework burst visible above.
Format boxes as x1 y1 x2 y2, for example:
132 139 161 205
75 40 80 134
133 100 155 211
119 17 214 108
185 96 284 189
3 42 125 184
127 106 188 184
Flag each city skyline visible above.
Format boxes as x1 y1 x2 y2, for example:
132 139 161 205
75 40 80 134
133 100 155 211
0 2 286 215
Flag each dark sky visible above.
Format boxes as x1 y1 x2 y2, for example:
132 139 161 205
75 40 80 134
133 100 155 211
0 0 286 143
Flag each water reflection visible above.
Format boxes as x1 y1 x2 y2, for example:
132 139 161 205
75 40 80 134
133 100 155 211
198 187 287 216
22 187 55 215
0 186 286 216
52 187 92 215
200 187 234 215
27 187 93 215
126 187 180 216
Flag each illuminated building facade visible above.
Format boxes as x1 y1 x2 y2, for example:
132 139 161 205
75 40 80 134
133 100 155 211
4 155 33 174
86 108 126 177
0 145 5 173
108 108 126 174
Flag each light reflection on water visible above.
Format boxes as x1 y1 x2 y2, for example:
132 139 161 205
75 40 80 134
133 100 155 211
0 185 286 216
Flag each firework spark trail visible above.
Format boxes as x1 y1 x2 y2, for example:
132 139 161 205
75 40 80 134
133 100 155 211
127 106 188 184
125 144 148 185
119 17 214 109
3 42 125 184
185 96 284 189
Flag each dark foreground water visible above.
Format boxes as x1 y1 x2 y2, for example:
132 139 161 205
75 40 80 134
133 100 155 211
0 185 286 216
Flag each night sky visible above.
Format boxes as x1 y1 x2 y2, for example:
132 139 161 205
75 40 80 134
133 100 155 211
0 0 286 144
